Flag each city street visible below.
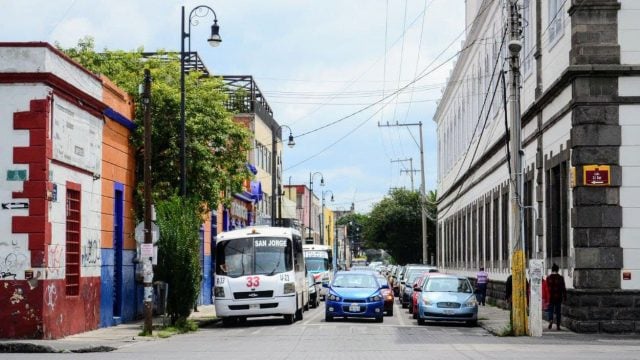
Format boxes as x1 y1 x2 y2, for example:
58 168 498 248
5 302 640 359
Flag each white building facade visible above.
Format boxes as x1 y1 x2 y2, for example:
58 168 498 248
435 0 640 332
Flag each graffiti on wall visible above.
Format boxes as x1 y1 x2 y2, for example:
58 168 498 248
45 283 58 310
47 244 64 278
81 238 101 266
0 252 28 280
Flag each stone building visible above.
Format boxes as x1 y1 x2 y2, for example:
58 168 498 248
435 0 640 332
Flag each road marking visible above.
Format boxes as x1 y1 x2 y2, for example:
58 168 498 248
301 306 323 325
396 302 408 327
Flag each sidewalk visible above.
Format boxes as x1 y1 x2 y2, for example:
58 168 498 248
477 304 575 336
0 305 217 353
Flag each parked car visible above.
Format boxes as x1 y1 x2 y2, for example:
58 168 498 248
324 271 385 322
391 265 404 296
416 274 478 326
307 272 320 309
411 272 439 318
376 274 394 316
399 265 437 303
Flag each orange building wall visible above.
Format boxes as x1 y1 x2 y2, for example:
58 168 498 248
101 77 136 250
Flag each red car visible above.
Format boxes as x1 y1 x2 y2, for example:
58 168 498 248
409 276 424 316
378 275 394 316
411 272 439 318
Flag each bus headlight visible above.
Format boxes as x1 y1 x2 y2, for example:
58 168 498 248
214 286 225 298
284 282 296 294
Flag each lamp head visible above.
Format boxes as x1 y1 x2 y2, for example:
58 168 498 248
330 195 334 202
287 133 295 148
208 20 222 47
320 177 325 186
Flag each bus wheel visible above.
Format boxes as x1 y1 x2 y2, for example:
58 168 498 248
284 314 295 324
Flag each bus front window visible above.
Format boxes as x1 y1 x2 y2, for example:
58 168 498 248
216 238 292 277
254 239 292 275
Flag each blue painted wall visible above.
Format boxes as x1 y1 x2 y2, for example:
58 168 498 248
100 249 140 327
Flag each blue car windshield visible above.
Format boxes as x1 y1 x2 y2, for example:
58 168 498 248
425 278 473 293
332 274 377 288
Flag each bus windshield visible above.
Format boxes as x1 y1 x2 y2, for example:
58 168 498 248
306 257 329 272
216 237 293 277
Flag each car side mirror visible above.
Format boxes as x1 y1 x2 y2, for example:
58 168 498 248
400 281 405 285
322 283 329 288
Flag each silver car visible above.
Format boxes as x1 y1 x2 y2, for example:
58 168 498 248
416 274 478 326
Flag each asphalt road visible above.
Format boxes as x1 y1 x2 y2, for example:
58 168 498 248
5 300 640 359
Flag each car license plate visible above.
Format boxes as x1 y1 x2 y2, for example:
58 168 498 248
349 303 360 312
443 309 455 315
250 304 259 310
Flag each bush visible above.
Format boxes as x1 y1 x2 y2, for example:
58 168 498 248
154 196 202 324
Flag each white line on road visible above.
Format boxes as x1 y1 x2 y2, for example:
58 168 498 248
396 301 408 327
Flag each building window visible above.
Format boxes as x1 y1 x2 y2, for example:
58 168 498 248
524 177 534 259
522 0 534 77
492 195 499 268
501 191 509 268
65 183 81 296
548 0 564 47
478 203 484 268
546 160 569 266
296 193 303 209
485 199 491 268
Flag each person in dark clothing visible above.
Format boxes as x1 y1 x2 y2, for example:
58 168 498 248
505 275 512 308
546 263 567 330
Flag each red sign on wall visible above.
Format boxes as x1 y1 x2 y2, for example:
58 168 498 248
583 165 610 186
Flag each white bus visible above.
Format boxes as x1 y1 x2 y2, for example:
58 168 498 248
303 244 333 299
214 226 307 325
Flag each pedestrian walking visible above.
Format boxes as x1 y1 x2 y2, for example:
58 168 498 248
476 267 489 306
546 263 567 330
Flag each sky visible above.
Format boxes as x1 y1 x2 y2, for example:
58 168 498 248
0 0 466 213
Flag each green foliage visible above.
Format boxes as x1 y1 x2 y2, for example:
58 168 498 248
364 188 438 265
154 196 202 324
60 36 251 212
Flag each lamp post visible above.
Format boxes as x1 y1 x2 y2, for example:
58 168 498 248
321 190 334 245
180 5 221 196
308 172 325 243
271 125 295 226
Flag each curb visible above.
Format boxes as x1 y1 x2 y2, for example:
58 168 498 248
0 342 116 353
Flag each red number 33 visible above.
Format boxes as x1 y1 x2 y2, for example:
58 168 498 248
246 276 260 288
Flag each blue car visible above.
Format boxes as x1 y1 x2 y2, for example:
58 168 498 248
416 274 478 326
324 271 386 322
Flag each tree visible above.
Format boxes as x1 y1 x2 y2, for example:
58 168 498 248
154 196 201 323
61 37 251 210
364 188 437 265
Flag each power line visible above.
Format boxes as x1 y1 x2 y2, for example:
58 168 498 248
437 26 508 219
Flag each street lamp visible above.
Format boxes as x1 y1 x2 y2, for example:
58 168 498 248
180 5 221 196
320 190 334 245
272 125 295 226
308 172 325 242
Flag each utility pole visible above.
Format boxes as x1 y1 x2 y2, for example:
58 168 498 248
391 158 418 190
142 69 154 335
379 122 428 264
507 0 527 336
